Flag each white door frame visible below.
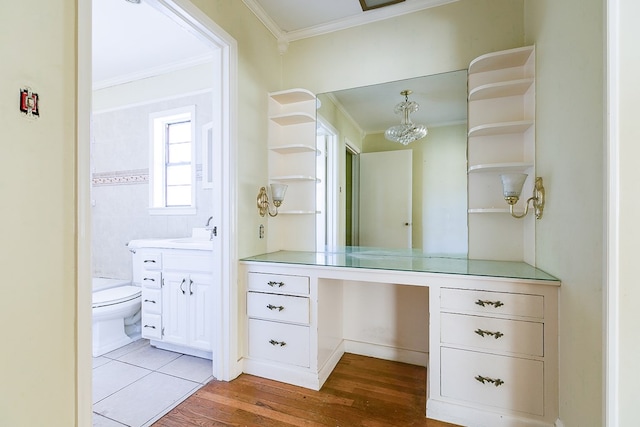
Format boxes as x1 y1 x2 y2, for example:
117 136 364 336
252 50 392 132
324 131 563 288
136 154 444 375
77 1 238 423
317 115 339 250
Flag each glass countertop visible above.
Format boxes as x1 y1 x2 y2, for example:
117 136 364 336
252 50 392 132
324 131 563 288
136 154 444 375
241 247 559 282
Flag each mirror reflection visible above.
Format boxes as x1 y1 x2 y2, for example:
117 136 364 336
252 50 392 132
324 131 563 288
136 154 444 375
316 70 469 257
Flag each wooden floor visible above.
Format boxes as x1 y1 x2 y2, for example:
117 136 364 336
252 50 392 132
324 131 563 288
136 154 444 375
153 353 460 427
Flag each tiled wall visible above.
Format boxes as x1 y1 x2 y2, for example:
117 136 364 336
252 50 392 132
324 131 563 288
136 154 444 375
91 92 214 281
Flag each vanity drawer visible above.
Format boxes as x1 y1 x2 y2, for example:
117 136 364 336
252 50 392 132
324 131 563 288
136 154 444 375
248 319 310 367
441 347 543 416
441 288 544 319
248 272 309 295
141 252 162 271
142 313 162 340
142 289 161 315
247 292 310 325
140 271 162 289
441 313 543 356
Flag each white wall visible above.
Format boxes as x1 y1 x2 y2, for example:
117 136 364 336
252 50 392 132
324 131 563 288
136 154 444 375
615 0 640 424
0 1 78 425
92 91 214 280
525 0 605 425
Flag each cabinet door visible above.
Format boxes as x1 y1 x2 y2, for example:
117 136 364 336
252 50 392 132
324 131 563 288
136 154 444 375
162 272 189 346
189 273 214 351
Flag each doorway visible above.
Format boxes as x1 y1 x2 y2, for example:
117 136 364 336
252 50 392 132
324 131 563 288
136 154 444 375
79 0 237 424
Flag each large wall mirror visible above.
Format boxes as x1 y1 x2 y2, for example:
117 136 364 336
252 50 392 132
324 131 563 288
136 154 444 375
316 70 469 258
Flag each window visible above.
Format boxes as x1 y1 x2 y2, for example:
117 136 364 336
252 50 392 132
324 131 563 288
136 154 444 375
149 106 197 214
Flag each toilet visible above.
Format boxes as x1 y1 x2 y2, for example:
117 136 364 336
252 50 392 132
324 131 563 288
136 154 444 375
92 278 142 357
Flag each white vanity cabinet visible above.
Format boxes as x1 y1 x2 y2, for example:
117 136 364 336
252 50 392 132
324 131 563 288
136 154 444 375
130 242 214 359
246 272 311 367
428 280 558 427
135 250 163 341
162 270 213 352
240 252 559 427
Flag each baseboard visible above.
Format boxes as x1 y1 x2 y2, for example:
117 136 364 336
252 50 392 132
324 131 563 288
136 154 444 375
150 340 212 360
242 357 323 390
428 398 556 427
343 340 428 367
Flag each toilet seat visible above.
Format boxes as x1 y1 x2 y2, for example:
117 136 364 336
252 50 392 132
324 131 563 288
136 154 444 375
93 286 141 308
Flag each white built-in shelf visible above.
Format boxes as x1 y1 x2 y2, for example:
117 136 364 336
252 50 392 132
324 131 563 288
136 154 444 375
269 88 316 105
468 120 534 137
271 175 320 182
278 210 321 215
468 78 534 101
269 144 318 154
468 46 535 74
270 112 315 126
468 162 533 174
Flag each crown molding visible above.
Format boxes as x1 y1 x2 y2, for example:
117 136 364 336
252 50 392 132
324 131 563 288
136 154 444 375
243 0 459 46
93 54 214 90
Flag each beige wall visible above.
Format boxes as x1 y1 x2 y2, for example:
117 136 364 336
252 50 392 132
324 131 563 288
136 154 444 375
525 0 605 425
283 0 525 94
0 1 78 426
617 0 640 424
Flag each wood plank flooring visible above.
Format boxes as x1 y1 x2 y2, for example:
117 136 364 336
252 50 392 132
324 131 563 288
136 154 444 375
153 353 460 427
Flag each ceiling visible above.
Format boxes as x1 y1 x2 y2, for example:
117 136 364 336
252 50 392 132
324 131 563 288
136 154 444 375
92 0 465 131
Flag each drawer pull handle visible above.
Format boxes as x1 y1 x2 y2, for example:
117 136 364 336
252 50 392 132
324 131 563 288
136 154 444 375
144 299 156 304
180 278 186 295
144 325 156 329
269 339 287 347
143 259 156 264
267 281 285 288
475 375 504 387
267 304 285 312
474 329 504 339
475 299 504 308
143 277 155 282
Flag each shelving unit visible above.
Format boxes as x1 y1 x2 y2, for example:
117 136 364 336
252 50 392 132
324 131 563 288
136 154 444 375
467 46 536 263
267 88 318 252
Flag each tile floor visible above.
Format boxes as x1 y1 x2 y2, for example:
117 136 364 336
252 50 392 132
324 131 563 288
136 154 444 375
93 339 213 427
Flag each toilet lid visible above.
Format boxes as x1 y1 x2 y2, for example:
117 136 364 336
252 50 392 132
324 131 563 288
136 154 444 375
93 285 141 308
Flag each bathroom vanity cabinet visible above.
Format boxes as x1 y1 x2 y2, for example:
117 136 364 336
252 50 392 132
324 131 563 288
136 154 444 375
240 249 559 427
130 241 214 359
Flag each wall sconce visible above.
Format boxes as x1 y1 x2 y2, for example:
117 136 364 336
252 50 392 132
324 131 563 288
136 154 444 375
499 174 545 219
257 183 287 217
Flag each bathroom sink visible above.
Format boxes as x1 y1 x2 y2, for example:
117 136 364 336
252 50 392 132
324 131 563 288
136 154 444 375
166 237 213 250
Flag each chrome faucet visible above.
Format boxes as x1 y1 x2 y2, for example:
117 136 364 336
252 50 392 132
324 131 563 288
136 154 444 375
205 216 216 240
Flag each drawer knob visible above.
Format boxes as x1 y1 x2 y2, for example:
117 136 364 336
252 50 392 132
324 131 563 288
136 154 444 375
267 281 285 288
269 339 287 347
475 375 504 387
267 304 285 312
474 328 504 339
144 299 157 304
475 299 504 308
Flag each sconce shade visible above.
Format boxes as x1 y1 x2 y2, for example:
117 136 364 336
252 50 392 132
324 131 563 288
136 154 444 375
270 183 288 204
500 173 528 200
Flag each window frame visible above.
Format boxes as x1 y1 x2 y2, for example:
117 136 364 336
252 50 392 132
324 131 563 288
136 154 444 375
148 105 197 215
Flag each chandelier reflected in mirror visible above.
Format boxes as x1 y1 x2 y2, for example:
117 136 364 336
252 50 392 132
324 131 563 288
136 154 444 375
384 90 428 145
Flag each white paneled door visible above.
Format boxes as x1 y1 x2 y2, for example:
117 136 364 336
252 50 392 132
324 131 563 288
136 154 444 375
359 150 412 248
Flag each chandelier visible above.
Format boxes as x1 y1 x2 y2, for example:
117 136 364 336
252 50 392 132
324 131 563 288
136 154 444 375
384 90 428 145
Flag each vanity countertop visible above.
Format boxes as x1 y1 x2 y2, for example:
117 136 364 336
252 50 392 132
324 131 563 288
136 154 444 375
241 247 559 283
